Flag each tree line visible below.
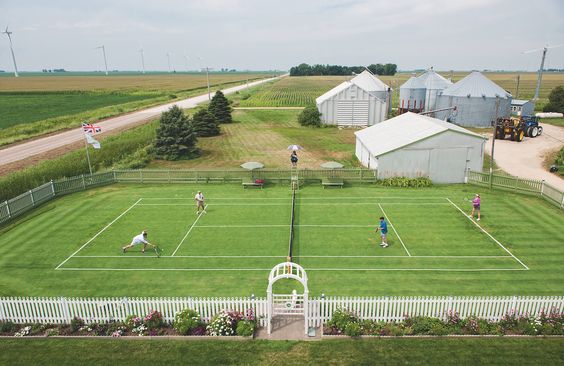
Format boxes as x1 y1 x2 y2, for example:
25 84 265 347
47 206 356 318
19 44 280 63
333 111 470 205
290 63 397 76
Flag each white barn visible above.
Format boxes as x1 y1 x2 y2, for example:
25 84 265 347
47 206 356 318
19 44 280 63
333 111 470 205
316 70 391 127
355 112 486 183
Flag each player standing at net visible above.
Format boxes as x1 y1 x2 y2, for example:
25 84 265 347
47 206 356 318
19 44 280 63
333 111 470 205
375 216 389 248
195 191 206 215
470 194 481 221
122 230 157 254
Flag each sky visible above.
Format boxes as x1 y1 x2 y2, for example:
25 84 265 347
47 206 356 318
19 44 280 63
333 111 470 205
0 0 563 72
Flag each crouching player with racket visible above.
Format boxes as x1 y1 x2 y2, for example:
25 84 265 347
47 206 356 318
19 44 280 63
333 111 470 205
122 230 159 256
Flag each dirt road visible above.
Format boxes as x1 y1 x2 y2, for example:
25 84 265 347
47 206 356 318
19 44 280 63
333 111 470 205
485 123 564 191
0 75 284 168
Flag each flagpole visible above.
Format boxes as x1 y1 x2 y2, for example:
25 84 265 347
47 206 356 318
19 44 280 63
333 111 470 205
84 133 93 176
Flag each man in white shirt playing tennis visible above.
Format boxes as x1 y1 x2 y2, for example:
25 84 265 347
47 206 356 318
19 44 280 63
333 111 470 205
195 191 206 214
122 230 156 254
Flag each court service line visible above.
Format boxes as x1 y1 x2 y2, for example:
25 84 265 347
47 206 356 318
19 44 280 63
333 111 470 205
136 203 448 206
446 198 529 270
193 224 375 228
295 255 513 258
140 196 449 200
73 255 287 258
171 205 208 256
378 203 412 257
55 198 143 270
72 255 513 259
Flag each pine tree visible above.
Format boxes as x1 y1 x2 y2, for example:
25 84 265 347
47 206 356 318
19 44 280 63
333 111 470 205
154 105 199 160
192 109 220 137
208 90 233 123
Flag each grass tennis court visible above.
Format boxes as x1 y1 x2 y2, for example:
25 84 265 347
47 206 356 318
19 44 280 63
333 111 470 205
0 184 562 297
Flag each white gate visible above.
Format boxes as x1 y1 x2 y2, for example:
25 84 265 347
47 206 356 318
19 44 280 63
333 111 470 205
266 262 309 335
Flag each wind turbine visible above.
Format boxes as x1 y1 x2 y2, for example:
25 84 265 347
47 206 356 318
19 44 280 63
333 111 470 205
523 44 562 101
94 45 109 75
184 54 189 72
166 52 173 73
139 48 145 74
198 56 211 100
2 26 19 77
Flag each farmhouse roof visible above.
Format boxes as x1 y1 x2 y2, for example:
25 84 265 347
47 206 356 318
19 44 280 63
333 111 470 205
354 112 485 157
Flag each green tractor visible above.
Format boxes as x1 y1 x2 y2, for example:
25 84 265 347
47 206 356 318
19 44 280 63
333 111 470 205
494 117 526 142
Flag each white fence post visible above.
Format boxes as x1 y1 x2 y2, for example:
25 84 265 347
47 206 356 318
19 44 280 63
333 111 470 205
81 175 86 190
540 180 545 197
50 180 56 196
29 190 35 206
5 201 11 218
60 297 71 323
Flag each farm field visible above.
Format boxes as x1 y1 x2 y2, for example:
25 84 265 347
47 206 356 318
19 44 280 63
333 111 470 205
0 183 562 297
0 72 275 145
235 72 564 110
147 109 357 170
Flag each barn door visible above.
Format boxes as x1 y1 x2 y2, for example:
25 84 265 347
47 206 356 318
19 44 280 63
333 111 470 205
429 148 469 183
337 100 369 126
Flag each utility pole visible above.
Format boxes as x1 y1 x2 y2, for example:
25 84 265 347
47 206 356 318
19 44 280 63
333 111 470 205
515 74 520 99
489 97 500 189
205 66 211 100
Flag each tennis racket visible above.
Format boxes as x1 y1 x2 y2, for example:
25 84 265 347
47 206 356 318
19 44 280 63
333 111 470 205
153 245 162 258
463 196 472 203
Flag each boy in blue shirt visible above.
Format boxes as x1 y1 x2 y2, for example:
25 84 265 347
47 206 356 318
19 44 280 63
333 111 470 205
375 216 389 248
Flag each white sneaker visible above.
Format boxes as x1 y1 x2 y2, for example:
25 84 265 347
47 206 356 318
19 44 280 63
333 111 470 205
477 218 480 221
379 243 385 246
383 244 388 248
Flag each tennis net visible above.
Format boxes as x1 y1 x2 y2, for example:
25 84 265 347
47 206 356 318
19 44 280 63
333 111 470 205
287 186 296 261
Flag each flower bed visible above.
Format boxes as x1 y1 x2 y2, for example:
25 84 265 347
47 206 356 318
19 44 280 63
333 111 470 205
323 308 564 337
0 308 257 338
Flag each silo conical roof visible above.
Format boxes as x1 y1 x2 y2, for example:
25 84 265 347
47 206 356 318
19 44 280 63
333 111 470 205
416 69 452 90
440 71 512 99
400 76 426 90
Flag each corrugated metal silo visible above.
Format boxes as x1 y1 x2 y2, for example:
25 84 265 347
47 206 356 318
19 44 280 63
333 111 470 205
416 69 452 113
399 76 426 114
435 71 512 127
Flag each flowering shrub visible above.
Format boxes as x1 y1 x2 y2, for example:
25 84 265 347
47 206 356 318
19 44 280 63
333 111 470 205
144 310 163 329
324 308 564 336
173 309 203 335
207 310 235 336
236 320 255 337
70 317 84 333
125 315 143 330
14 326 31 337
132 324 147 336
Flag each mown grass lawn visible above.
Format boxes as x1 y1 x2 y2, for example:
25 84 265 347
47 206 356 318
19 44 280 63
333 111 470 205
0 183 562 297
0 338 562 365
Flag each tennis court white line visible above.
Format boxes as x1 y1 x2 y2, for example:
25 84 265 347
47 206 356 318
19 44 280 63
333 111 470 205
73 255 287 258
378 203 411 257
193 224 375 228
55 198 143 270
69 255 513 259
296 255 513 258
171 204 208 256
446 198 530 270
136 203 448 206
56 267 528 272
140 197 450 200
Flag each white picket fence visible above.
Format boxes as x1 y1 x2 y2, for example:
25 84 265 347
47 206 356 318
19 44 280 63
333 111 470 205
307 296 564 327
0 297 268 326
1 296 562 327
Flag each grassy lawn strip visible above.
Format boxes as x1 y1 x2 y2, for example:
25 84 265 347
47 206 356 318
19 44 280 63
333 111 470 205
0 338 561 365
1 184 562 297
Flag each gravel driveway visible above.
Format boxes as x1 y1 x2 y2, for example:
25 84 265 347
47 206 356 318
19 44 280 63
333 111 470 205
484 123 564 191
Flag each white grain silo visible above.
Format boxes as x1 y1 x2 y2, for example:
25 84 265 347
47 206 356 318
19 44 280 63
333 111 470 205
316 70 391 127
416 68 452 113
399 76 426 114
435 71 512 127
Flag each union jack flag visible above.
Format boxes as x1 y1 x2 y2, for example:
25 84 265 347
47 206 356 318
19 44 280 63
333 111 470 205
82 123 101 134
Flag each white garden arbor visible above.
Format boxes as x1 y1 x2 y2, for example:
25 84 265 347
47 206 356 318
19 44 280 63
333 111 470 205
266 262 309 335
